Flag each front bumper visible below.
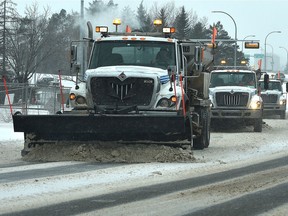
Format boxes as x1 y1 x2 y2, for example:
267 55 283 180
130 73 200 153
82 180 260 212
263 104 286 115
211 108 262 119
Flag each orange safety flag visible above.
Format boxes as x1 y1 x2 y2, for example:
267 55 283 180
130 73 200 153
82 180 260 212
126 25 132 33
258 59 262 70
211 26 217 45
2 75 13 115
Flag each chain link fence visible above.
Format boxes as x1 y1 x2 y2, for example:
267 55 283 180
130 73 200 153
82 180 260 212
0 82 72 122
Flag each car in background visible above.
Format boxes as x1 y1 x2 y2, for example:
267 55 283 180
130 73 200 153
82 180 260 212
259 79 286 119
273 72 287 82
285 73 288 82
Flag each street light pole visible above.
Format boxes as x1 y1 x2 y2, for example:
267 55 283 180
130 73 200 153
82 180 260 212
279 46 288 72
241 35 256 52
212 11 237 67
264 31 281 72
266 44 274 71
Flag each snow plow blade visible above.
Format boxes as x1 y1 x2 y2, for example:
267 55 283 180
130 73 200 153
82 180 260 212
13 114 190 143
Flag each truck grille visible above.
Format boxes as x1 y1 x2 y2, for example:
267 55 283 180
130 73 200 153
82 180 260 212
215 92 249 107
90 77 154 106
261 94 278 103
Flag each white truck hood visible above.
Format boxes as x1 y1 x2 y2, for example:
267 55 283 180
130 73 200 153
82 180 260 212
209 86 256 94
84 65 168 80
261 89 282 94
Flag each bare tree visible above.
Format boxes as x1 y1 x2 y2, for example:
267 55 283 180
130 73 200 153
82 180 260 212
6 3 51 83
0 0 18 80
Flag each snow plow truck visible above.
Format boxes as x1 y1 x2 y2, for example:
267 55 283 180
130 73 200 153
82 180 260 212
12 21 215 156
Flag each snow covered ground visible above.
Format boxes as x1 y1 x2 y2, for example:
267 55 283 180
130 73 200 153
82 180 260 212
1 111 288 166
1 105 288 214
1 122 23 141
0 122 24 165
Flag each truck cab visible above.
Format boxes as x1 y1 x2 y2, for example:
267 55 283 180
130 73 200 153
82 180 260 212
258 79 286 119
209 68 263 132
70 30 185 114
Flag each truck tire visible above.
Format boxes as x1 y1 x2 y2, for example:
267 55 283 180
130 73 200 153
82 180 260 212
253 118 262 132
280 111 286 119
186 115 193 150
193 107 210 149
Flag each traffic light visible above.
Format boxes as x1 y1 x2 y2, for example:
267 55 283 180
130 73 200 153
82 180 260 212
245 42 260 49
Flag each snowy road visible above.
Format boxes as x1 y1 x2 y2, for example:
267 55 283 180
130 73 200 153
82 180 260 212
0 118 288 215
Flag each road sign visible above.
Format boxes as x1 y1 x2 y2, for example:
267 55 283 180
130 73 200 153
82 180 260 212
254 54 264 58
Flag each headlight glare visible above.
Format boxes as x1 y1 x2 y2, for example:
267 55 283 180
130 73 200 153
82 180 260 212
280 99 286 105
250 100 261 109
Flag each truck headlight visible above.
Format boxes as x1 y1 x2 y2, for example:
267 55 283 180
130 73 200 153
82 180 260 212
250 100 261 109
280 99 286 105
156 96 176 108
75 96 87 105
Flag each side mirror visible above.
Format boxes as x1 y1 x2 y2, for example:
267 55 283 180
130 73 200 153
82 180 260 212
264 74 269 90
255 69 261 80
286 82 288 93
193 47 204 73
71 45 78 62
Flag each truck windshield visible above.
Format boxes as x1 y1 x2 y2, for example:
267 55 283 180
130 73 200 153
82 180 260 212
89 41 176 70
210 72 256 88
259 81 282 91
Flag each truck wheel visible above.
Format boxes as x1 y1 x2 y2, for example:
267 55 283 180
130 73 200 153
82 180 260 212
193 107 210 149
280 111 286 119
254 118 262 132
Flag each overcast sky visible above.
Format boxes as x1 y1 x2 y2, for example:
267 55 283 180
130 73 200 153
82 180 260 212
15 0 288 71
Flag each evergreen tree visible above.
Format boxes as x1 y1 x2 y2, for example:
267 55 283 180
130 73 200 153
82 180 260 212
121 6 137 32
107 0 118 8
174 6 190 40
85 0 105 15
136 0 152 32
85 0 118 16
210 21 236 66
189 22 208 39
157 7 169 28
37 10 79 75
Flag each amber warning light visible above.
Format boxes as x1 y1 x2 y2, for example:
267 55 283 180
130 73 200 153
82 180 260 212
245 42 260 49
163 27 176 33
96 26 108 33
